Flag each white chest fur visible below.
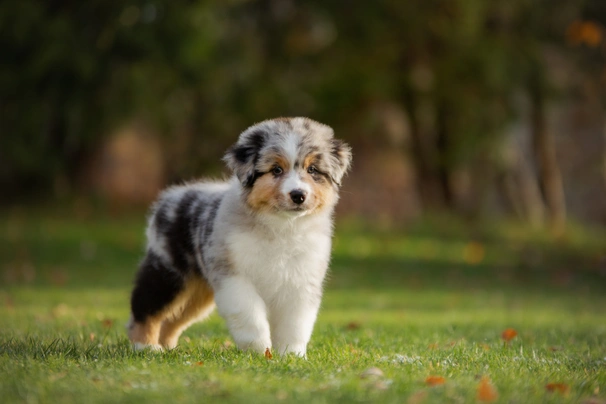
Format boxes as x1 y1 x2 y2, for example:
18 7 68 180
226 224 331 301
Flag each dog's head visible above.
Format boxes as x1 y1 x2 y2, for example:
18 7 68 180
224 117 352 216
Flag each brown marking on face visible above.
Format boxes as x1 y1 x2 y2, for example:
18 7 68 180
258 152 290 174
247 173 283 212
306 175 338 214
303 154 320 169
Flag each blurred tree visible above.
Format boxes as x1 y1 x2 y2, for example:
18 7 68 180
566 1 606 191
0 0 224 199
1 0 602 226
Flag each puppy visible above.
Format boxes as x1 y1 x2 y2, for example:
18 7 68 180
128 117 351 356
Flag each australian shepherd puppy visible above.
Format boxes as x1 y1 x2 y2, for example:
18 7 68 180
128 117 352 356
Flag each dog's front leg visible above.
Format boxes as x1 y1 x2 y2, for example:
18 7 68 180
270 292 322 357
214 276 272 354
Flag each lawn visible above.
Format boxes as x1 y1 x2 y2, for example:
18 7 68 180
1 208 605 403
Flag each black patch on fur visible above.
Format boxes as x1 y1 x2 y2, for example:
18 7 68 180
201 197 222 246
233 130 266 164
131 252 184 322
166 191 198 272
154 204 170 234
245 170 263 188
191 199 207 245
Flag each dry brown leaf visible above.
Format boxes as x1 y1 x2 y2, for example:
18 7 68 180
425 375 446 386
346 322 361 330
264 348 273 359
546 383 570 395
101 319 114 329
194 361 204 366
477 376 498 402
501 328 517 342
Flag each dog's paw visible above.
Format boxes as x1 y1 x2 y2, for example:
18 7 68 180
133 342 163 351
276 343 307 358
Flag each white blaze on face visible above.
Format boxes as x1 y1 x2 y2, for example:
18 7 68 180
279 132 311 200
281 170 311 197
282 132 299 163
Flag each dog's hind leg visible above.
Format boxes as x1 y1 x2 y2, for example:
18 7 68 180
158 277 215 349
129 252 184 350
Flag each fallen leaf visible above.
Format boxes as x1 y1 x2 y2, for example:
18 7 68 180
501 328 517 342
477 376 498 402
101 319 114 329
194 361 204 366
425 375 446 386
346 322 361 330
264 348 273 359
360 367 384 379
546 383 570 395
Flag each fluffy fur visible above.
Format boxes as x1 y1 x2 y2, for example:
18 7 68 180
128 117 352 356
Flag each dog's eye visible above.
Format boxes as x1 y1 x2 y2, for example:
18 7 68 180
307 166 318 175
271 166 283 176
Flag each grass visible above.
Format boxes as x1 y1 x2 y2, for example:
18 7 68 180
1 207 606 403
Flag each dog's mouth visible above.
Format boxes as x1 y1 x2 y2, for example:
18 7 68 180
281 204 311 214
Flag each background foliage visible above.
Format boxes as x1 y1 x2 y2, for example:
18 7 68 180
2 0 606 229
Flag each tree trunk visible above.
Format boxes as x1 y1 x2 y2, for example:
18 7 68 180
529 86 566 235
402 91 448 211
435 100 453 209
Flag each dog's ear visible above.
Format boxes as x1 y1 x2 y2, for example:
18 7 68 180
224 129 267 187
327 138 352 187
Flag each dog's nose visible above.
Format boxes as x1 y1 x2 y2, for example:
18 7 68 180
290 189 307 205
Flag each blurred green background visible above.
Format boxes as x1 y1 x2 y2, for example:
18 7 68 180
2 0 606 231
